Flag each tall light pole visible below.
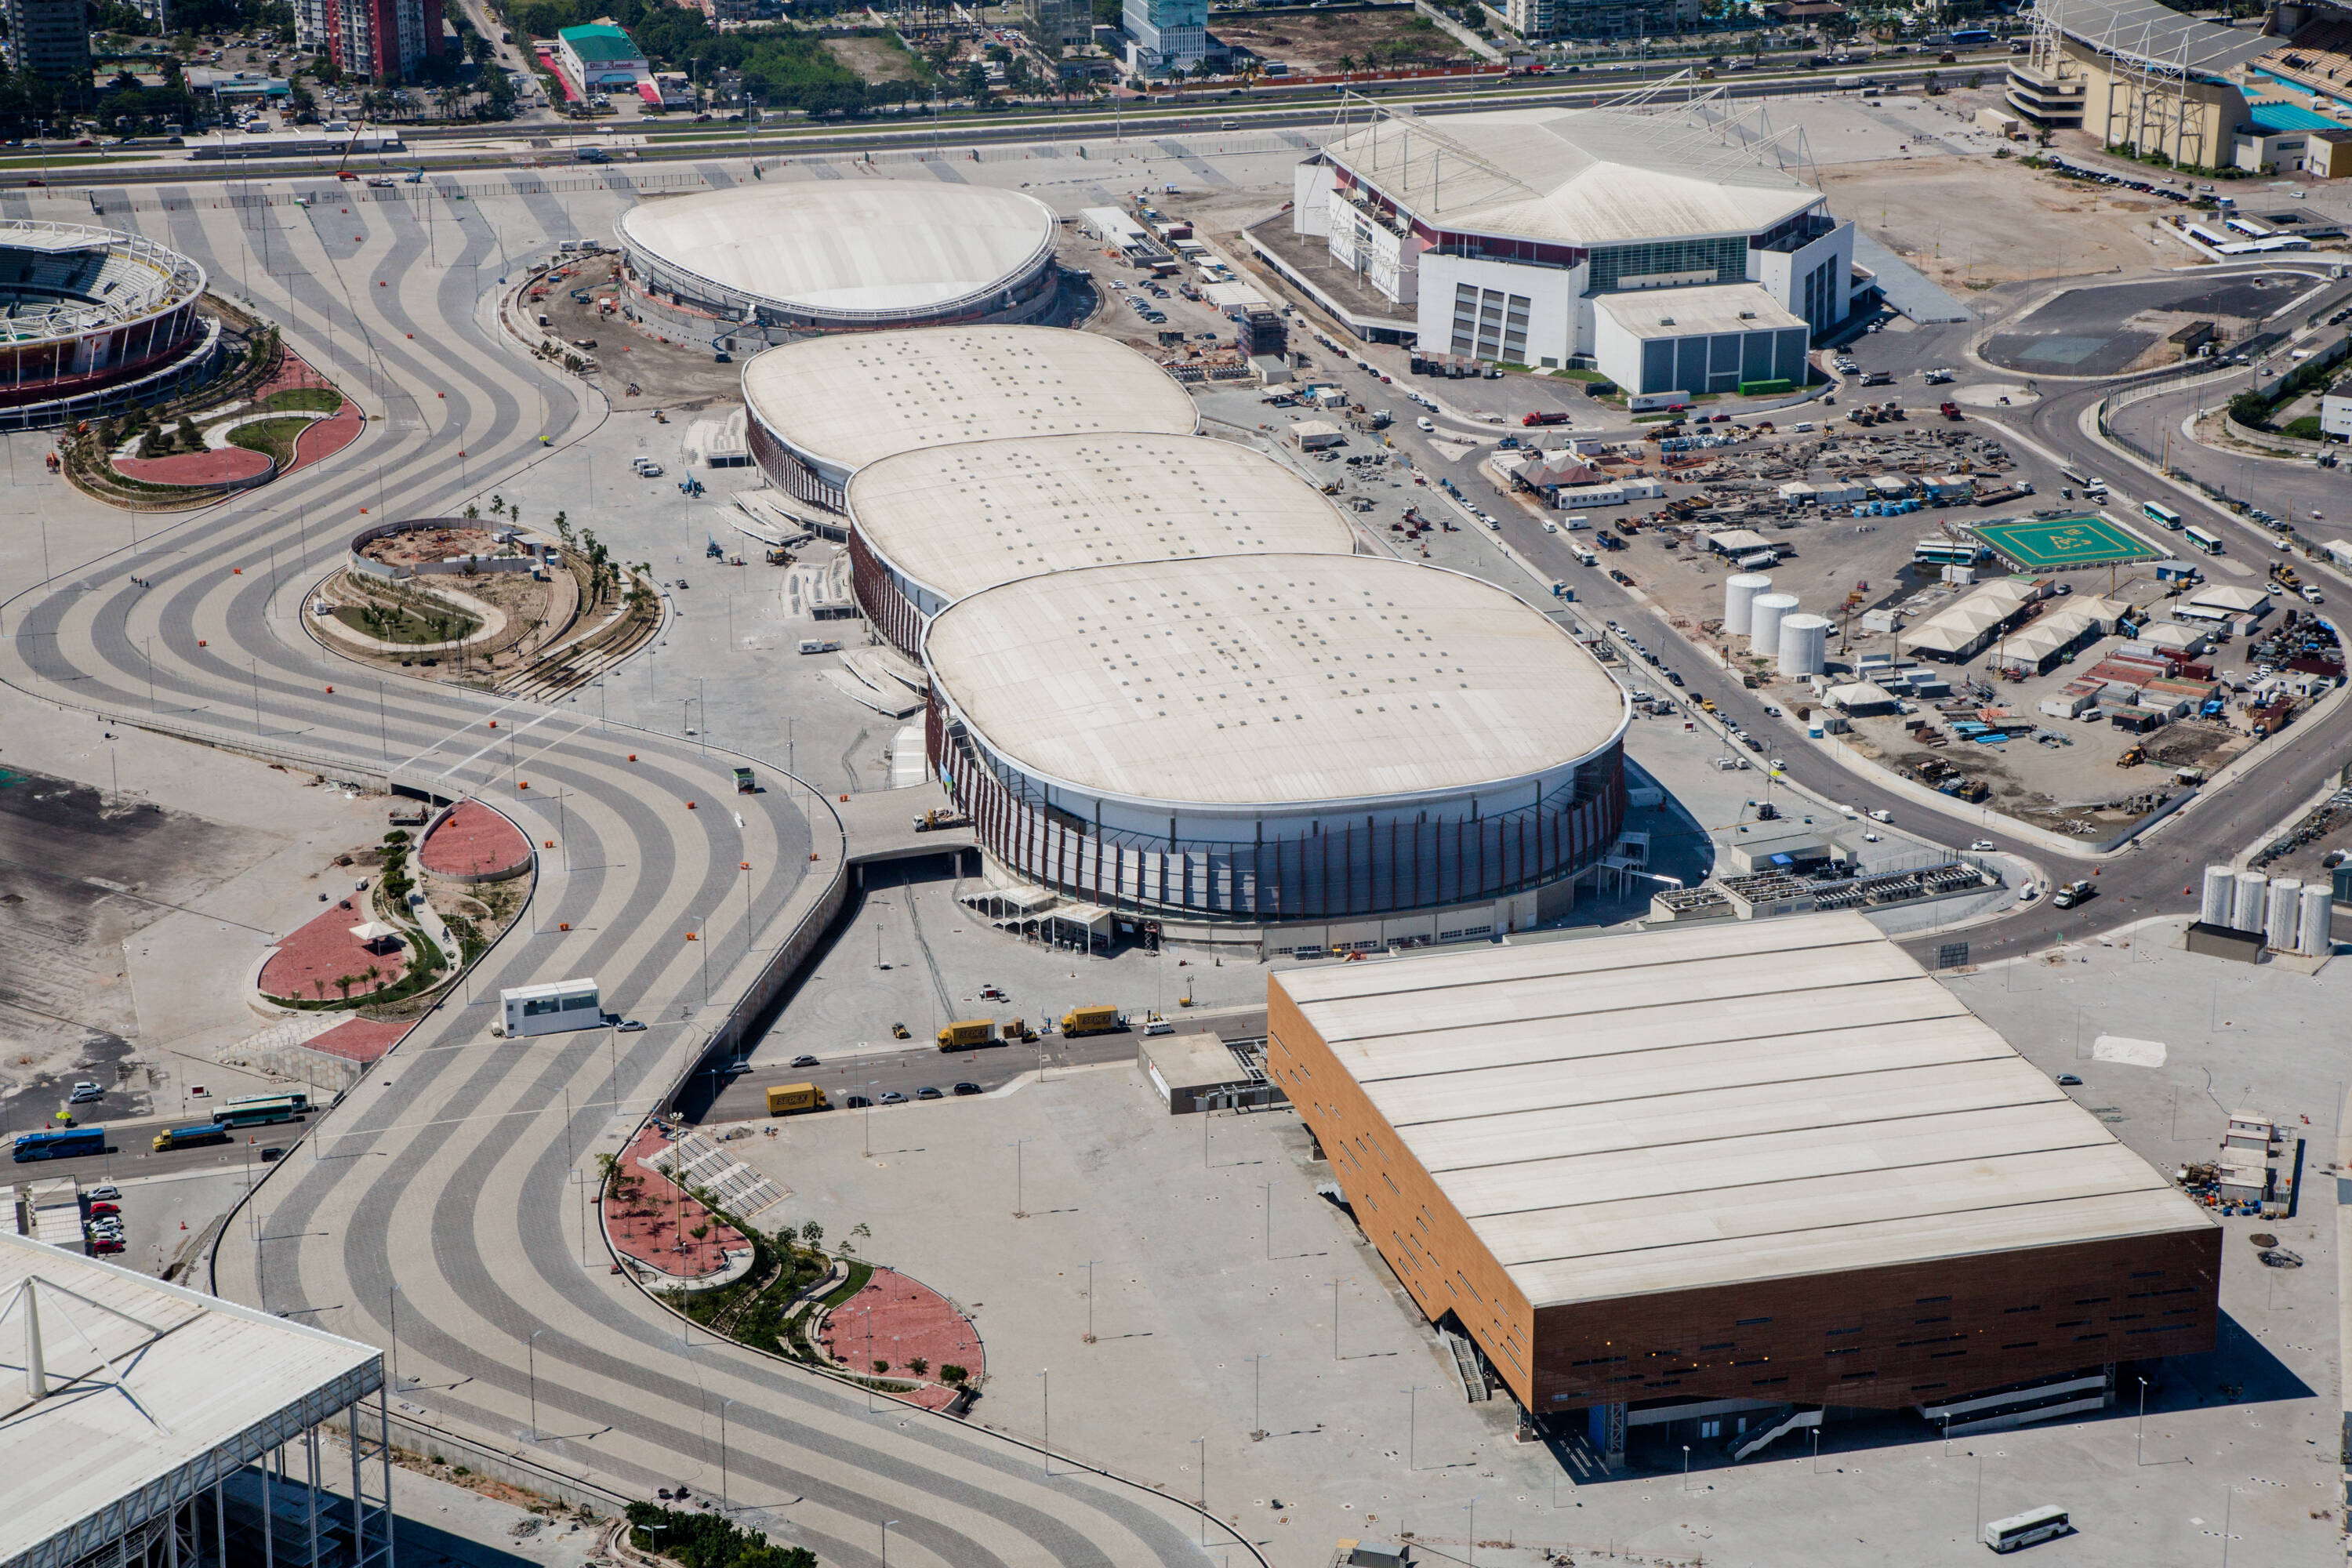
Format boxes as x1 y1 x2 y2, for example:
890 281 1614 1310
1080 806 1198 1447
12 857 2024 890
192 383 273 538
1682 1444 1690 1493
387 1283 401 1390
1194 1437 1207 1547
1464 1497 1479 1568
2136 1375 2149 1465
1038 1369 1051 1477
1407 1385 1425 1469
880 1519 899 1566
720 1398 736 1512
1083 1258 1100 1343
528 1328 545 1440
1009 1136 1033 1217
1248 1353 1266 1441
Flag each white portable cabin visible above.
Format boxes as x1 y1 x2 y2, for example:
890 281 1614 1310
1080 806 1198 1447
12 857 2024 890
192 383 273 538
502 978 603 1038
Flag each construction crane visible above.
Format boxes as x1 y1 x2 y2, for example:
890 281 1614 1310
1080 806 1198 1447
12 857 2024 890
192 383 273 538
331 122 368 180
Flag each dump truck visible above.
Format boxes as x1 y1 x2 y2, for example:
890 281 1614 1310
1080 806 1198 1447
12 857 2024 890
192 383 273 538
938 1018 1000 1051
732 767 755 794
766 1083 829 1116
1060 1004 1125 1037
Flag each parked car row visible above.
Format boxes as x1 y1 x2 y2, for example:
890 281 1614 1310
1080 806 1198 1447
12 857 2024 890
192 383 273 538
85 1184 125 1254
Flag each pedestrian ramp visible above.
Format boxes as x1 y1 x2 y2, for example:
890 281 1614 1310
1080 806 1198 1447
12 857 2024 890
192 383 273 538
1851 230 1975 325
648 1130 791 1218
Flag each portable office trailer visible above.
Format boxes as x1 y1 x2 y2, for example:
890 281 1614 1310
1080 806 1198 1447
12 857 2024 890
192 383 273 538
502 978 602 1037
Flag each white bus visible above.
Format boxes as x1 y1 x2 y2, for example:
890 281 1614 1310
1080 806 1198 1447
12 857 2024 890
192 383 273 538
1915 539 1989 567
2142 501 2182 531
2184 526 2225 555
1982 1504 2069 1552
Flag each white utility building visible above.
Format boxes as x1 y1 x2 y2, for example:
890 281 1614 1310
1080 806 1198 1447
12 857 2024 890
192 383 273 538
1289 104 1853 390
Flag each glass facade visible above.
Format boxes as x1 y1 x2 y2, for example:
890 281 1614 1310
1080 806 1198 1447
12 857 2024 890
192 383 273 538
1587 236 1748 294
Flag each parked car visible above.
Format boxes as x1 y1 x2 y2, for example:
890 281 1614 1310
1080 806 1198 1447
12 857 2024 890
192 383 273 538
2056 1073 2083 1087
615 1019 648 1033
845 1094 873 1109
953 1082 983 1096
87 1201 120 1218
86 1185 120 1202
916 1086 944 1101
878 1091 907 1105
260 1147 285 1162
68 1081 103 1103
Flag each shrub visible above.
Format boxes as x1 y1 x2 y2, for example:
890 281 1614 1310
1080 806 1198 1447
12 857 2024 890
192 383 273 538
938 1363 968 1386
623 1504 815 1568
908 1356 928 1376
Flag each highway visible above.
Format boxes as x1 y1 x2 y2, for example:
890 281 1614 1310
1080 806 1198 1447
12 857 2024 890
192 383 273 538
1 176 1222 1566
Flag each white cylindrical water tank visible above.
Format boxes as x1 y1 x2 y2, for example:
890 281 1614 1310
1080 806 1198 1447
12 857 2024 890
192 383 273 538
1777 613 1834 678
2299 882 2332 955
1749 592 1798 657
2231 870 2268 932
2199 865 2234 927
2266 878 2303 952
1724 573 1772 639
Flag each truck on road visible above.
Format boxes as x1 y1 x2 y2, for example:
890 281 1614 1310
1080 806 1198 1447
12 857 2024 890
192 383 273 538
1060 1004 1126 1037
938 1018 1000 1051
2050 879 2096 909
765 1083 829 1116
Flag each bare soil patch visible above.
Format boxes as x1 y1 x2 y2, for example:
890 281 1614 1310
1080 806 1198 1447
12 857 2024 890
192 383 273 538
824 34 922 83
1817 152 2166 288
1215 8 1468 73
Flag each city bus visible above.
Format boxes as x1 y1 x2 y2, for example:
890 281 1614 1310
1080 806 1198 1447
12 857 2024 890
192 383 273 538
1949 27 1994 45
211 1092 308 1129
1915 538 1989 568
153 1123 234 1153
1982 1504 2069 1552
2184 526 2225 555
2143 501 2183 531
13 1127 103 1163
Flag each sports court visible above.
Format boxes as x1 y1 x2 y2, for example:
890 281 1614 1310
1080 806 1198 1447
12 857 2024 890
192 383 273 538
1972 514 2161 571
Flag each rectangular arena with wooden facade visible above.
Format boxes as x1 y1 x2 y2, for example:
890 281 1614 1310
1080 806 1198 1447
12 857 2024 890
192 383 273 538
1265 914 2219 1457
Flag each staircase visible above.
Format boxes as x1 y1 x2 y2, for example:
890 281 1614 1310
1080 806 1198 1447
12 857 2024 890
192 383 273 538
1731 1405 1819 1461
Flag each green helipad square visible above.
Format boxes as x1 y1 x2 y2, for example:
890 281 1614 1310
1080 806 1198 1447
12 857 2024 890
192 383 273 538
1972 515 2159 572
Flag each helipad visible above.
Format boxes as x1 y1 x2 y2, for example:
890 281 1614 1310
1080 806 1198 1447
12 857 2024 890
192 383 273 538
1972 514 2160 572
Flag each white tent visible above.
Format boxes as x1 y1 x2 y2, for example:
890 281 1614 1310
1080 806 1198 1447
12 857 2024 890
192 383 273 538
1900 579 2037 659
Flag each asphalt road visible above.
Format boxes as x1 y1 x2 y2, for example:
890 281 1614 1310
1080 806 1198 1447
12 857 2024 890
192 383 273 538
9 1110 308 1182
2 170 1220 1563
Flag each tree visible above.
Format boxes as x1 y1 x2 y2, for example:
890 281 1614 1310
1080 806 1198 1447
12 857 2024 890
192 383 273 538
335 974 355 1000
871 1359 889 1373
800 1220 823 1247
908 1356 929 1375
176 416 202 451
938 1363 968 1385
554 510 573 549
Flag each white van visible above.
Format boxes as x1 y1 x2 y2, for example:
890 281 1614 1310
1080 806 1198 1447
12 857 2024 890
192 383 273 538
1542 521 1559 533
797 638 842 655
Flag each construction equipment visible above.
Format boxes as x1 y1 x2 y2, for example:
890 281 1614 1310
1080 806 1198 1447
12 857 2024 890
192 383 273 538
2117 744 2146 768
911 808 971 832
331 121 368 180
891 1022 910 1040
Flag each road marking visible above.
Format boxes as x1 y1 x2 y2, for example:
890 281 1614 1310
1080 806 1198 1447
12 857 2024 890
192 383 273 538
434 708 559 782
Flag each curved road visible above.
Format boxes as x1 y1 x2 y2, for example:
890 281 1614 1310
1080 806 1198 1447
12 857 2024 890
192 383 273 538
2 180 1221 1566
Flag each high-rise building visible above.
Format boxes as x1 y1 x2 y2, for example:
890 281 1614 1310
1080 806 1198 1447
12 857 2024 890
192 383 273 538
1023 0 1091 49
1504 0 1701 41
3 0 92 89
294 0 444 83
1123 0 1207 71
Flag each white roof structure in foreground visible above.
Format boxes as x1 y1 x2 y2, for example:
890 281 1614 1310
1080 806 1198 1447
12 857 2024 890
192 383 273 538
0 1232 382 1568
742 326 1199 477
924 554 1625 808
1319 106 1825 246
1901 577 2037 655
617 182 1056 318
1595 282 1805 338
846 434 1358 605
1276 913 2210 1308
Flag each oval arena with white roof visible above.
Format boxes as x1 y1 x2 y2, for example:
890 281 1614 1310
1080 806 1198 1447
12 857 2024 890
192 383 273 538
921 554 1628 926
844 433 1363 655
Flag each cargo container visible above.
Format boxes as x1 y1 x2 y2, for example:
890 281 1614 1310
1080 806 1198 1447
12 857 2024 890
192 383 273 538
1061 1004 1125 1037
938 1018 1000 1050
766 1083 829 1116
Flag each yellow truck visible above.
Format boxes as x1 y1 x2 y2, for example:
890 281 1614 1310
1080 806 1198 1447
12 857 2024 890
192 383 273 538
1060 1004 1125 1037
938 1018 999 1051
765 1083 829 1116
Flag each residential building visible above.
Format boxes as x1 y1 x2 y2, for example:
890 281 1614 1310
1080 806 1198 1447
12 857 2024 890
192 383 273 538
1503 0 1702 42
295 0 445 83
2 0 92 88
2322 375 2352 441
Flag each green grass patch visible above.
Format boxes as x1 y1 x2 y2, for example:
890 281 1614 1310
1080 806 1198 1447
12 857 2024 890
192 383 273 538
2282 416 2325 441
335 599 481 646
266 387 343 413
227 416 314 466
0 154 118 169
819 1258 874 1309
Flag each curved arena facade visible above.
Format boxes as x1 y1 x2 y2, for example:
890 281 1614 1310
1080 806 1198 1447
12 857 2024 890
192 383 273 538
740 326 1198 514
924 554 1629 927
617 182 1061 349
0 220 216 430
844 433 1362 656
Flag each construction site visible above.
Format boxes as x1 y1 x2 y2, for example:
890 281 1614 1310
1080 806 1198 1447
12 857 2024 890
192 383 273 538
1490 399 2347 837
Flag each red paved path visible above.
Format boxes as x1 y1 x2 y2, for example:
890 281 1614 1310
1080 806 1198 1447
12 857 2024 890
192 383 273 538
289 407 361 471
261 900 408 1002
418 800 533 877
114 447 272 486
303 1018 411 1064
603 1125 747 1278
821 1267 985 1410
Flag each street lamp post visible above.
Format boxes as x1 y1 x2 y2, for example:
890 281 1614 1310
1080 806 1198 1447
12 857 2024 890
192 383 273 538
1408 1385 1425 1469
1038 1369 1051 1477
1194 1437 1207 1547
881 1520 899 1566
2136 1375 2149 1465
528 1329 545 1440
720 1398 735 1511
1682 1444 1690 1493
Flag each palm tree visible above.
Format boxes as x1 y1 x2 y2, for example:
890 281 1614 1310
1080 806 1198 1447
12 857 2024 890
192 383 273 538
335 974 355 1001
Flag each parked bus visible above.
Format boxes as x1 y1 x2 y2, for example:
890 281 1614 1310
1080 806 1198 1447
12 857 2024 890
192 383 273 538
153 1123 234 1153
212 1092 308 1128
13 1127 103 1163
1915 539 1989 567
2185 526 2225 555
1982 1504 2069 1552
2142 502 2183 531
1949 27 1994 44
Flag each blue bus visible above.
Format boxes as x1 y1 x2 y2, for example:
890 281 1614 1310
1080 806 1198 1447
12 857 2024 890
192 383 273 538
1950 27 1994 45
13 1127 103 1162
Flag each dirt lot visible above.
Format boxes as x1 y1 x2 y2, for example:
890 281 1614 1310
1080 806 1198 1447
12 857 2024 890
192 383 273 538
1214 6 1469 74
824 35 923 83
1817 143 2180 289
534 262 745 409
